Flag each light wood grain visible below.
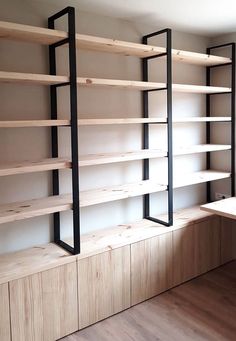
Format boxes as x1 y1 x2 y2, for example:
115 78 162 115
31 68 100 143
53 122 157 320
77 77 231 93
10 262 78 341
0 243 74 285
0 71 68 85
173 170 230 188
78 117 167 125
201 197 236 220
0 158 71 176
220 217 235 264
0 194 72 224
0 283 11 341
78 246 130 329
194 217 221 275
0 21 231 65
173 116 231 123
0 119 70 128
131 233 173 305
174 144 231 155
173 225 197 286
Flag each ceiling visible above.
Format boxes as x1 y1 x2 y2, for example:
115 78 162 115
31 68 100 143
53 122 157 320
30 0 236 37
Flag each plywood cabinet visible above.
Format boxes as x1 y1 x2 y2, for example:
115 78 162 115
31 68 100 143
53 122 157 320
220 217 235 264
9 262 78 341
173 217 221 286
78 246 131 329
131 232 173 305
0 283 11 341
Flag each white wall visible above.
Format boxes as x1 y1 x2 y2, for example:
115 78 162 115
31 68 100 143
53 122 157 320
0 0 214 254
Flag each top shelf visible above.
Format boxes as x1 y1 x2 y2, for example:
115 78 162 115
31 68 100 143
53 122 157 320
0 20 231 66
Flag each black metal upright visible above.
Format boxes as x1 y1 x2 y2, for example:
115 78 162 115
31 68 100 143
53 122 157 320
206 43 235 202
142 29 173 226
48 7 80 254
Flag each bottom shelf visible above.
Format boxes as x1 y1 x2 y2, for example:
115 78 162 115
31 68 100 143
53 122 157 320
0 170 230 224
0 204 213 284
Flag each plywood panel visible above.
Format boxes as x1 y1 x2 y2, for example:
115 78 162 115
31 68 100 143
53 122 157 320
10 262 78 341
0 283 11 341
220 217 235 264
195 217 221 275
173 224 198 286
131 232 173 305
78 246 130 329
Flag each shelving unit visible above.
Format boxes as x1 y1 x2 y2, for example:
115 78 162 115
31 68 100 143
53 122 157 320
0 7 234 255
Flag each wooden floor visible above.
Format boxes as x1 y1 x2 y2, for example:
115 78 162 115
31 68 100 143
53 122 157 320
62 261 236 341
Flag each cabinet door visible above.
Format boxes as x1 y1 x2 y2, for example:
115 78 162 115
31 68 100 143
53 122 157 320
0 283 11 341
10 262 78 341
220 217 235 264
173 224 197 286
78 246 130 329
194 216 221 275
131 232 173 305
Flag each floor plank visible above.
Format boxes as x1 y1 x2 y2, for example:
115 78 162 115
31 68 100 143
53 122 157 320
62 261 236 341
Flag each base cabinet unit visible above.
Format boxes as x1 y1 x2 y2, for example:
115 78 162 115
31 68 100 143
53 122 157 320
0 283 11 341
220 217 235 264
173 217 221 286
78 246 131 329
9 262 78 341
131 232 173 305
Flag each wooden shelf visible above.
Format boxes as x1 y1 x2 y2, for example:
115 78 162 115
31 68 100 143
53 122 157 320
0 71 68 85
77 77 231 94
173 170 230 189
0 145 230 176
173 117 231 123
0 158 71 176
201 197 236 220
0 204 213 284
0 120 70 128
78 118 167 125
174 144 231 156
0 72 231 94
0 21 231 65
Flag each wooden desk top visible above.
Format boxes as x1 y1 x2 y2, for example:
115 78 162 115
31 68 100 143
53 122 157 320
201 197 236 220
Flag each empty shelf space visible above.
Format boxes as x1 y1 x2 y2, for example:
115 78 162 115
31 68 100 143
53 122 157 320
0 158 71 176
0 194 72 224
173 170 231 189
0 120 70 128
201 197 236 220
173 117 231 123
78 118 167 125
0 72 231 93
174 144 231 155
0 21 231 65
0 71 68 85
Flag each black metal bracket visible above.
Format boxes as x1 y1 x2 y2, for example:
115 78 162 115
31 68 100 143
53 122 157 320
206 43 235 202
142 28 173 226
48 7 80 254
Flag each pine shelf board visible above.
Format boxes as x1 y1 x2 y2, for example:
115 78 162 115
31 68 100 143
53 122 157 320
0 21 231 65
173 170 230 189
0 158 71 176
200 197 236 220
174 144 231 156
0 72 231 93
77 77 231 94
0 204 213 284
173 117 231 123
0 120 70 128
0 71 68 85
78 118 167 125
0 145 230 177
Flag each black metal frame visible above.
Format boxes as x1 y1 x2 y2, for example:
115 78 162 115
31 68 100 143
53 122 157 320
48 7 80 254
206 43 235 202
142 29 173 226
